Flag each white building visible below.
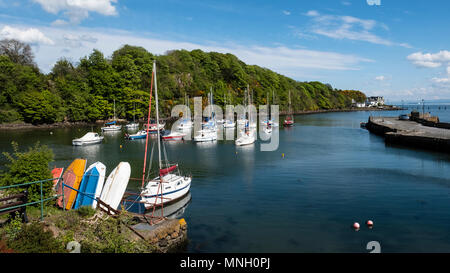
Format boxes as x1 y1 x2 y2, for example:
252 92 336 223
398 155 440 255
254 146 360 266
366 96 385 107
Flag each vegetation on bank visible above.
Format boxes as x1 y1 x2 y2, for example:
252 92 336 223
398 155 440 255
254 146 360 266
0 142 157 253
0 39 366 125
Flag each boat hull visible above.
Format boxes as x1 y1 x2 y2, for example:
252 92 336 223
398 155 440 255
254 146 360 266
73 162 106 209
99 162 131 212
56 158 87 210
72 138 103 146
51 167 64 191
141 175 191 209
101 125 122 131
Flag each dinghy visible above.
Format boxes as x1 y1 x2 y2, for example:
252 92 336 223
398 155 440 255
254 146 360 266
51 167 64 191
56 158 87 210
73 162 106 209
99 162 131 212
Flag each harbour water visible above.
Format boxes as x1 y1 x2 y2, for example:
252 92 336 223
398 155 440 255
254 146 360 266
1 108 450 252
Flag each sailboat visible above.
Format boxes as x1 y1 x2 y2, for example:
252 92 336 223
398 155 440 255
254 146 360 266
177 93 193 130
102 99 122 131
223 90 236 128
261 91 279 127
283 90 294 127
140 61 192 210
235 85 256 146
194 87 218 142
125 102 139 129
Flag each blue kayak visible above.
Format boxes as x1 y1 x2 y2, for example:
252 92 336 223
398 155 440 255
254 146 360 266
73 162 106 209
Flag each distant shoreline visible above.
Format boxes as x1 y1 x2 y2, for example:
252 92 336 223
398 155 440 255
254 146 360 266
0 107 402 131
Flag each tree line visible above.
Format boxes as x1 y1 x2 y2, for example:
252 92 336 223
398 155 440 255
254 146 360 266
0 39 366 125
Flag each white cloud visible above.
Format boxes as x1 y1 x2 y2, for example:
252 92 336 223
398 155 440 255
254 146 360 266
407 50 450 68
375 75 385 81
302 10 410 48
282 10 291 16
13 24 373 75
33 0 118 24
430 66 450 84
0 25 54 45
305 10 320 17
431 77 449 83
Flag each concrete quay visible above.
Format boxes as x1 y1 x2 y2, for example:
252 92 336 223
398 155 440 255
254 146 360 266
366 116 450 152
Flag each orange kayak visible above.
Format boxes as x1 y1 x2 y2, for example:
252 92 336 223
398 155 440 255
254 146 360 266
51 167 64 191
56 159 87 210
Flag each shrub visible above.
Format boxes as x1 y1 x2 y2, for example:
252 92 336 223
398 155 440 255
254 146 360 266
7 222 65 253
0 142 54 204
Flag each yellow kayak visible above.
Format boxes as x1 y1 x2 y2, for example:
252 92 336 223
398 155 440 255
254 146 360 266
56 158 87 210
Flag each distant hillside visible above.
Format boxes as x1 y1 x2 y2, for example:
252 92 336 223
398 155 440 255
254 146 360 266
0 40 366 124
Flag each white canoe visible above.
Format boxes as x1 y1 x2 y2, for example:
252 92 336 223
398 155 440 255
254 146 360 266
99 162 131 212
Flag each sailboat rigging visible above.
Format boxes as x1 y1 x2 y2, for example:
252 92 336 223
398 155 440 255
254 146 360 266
283 90 294 127
140 61 192 218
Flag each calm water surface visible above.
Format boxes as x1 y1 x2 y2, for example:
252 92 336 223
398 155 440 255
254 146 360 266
1 108 450 253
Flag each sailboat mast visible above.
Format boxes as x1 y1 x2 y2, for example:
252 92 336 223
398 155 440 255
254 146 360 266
141 64 154 188
289 90 292 114
113 99 116 120
154 61 162 171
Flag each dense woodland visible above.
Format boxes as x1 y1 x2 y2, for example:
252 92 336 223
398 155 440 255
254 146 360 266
0 39 366 125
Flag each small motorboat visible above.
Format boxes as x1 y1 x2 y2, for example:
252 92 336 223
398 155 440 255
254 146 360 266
162 131 186 141
283 117 294 127
72 132 104 146
126 130 147 140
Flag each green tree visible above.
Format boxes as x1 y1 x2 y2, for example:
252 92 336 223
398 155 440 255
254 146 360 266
0 142 54 204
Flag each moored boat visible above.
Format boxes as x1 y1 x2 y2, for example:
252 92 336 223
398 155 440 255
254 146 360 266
162 131 186 141
72 132 104 146
101 121 122 131
140 61 192 212
125 130 147 140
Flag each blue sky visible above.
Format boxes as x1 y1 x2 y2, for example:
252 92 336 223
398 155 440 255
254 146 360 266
1 0 450 102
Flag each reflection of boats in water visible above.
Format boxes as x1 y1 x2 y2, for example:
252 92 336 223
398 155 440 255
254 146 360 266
121 191 191 219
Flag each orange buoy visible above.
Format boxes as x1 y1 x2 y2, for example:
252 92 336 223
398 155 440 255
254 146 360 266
366 220 374 228
353 222 360 231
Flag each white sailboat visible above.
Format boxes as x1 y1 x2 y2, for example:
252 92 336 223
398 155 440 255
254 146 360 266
102 99 122 131
236 86 256 146
140 61 192 211
283 90 294 127
125 102 139 129
223 90 235 128
177 94 193 130
194 87 218 142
